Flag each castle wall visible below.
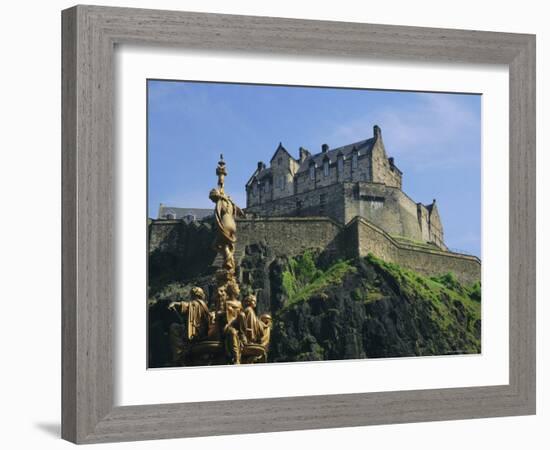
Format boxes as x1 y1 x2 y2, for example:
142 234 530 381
343 182 425 242
148 220 217 284
246 183 347 224
148 216 480 288
349 218 480 285
370 138 402 189
427 205 445 249
294 151 373 195
246 178 264 206
246 180 449 250
417 205 431 243
236 217 342 260
248 177 274 207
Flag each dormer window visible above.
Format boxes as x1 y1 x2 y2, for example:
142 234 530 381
337 155 344 174
352 151 358 169
278 175 285 189
323 159 329 177
278 157 282 166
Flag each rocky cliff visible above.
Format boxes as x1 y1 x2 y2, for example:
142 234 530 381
148 243 481 367
269 253 481 362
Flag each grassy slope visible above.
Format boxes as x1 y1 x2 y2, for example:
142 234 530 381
274 251 481 359
364 254 481 352
281 251 357 308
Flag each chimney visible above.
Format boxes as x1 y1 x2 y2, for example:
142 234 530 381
321 143 329 153
257 161 265 171
299 147 311 163
373 125 382 139
388 157 394 167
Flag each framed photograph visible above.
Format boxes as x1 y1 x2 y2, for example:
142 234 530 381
62 5 535 444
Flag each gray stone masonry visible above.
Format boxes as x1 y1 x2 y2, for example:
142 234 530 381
245 125 445 250
148 216 480 286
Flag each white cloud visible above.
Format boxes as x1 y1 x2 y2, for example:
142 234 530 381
326 93 480 170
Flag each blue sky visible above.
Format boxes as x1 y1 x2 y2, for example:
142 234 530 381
148 80 481 257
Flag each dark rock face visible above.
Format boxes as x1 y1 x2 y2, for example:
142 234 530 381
148 240 481 367
269 256 481 362
238 242 274 315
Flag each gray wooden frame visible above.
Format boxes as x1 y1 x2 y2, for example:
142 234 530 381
61 4 536 444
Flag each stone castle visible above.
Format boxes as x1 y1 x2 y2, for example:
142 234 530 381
149 125 481 287
245 125 445 250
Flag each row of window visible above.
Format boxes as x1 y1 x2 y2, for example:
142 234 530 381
252 177 282 194
309 153 359 180
251 154 363 195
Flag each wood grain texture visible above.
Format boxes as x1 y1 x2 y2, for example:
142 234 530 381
61 7 77 443
61 4 536 444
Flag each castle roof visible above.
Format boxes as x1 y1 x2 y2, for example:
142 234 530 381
246 166 272 187
157 205 213 221
296 138 374 173
248 125 402 184
269 142 294 163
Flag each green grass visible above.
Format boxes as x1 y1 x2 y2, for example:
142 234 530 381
281 251 356 309
364 290 385 304
365 253 481 343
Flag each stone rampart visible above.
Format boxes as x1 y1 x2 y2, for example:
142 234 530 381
148 219 217 284
346 217 480 285
236 217 342 260
148 215 481 287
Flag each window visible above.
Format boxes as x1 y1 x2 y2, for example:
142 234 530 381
279 175 285 190
323 160 329 177
278 157 282 166
309 164 315 181
296 200 302 216
264 180 270 192
352 152 358 169
337 156 344 174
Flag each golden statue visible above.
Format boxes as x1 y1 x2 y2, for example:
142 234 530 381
222 279 244 364
167 155 271 366
241 294 272 348
168 287 214 363
215 153 227 192
168 287 212 341
209 155 244 273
